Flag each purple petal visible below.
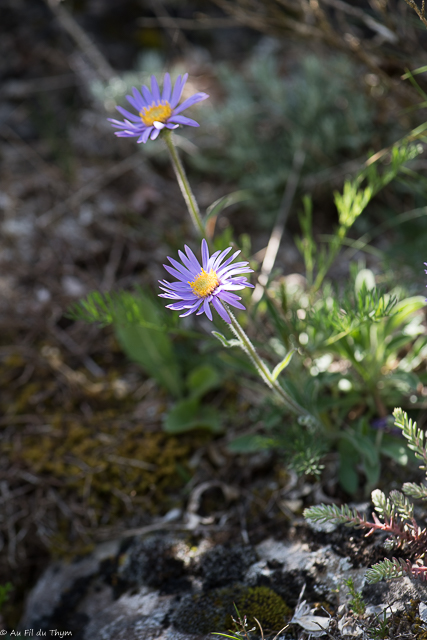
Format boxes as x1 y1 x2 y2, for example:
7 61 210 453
141 84 153 105
184 245 202 272
201 239 210 270
162 73 172 102
167 256 194 280
137 127 153 144
132 86 147 108
116 106 141 123
165 123 179 129
179 299 203 317
150 75 161 103
125 94 140 112
108 118 137 130
214 250 241 271
177 249 199 276
203 299 213 321
150 128 161 140
211 247 232 271
163 264 192 282
171 73 188 108
212 297 231 323
218 292 246 310
220 267 253 278
173 92 209 115
168 115 199 127
206 250 221 270
115 131 140 138
167 301 197 310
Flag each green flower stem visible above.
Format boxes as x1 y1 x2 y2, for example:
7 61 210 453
224 304 311 419
162 129 206 241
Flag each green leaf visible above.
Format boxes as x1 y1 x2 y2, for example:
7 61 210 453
164 398 223 434
114 291 182 398
212 331 241 348
383 296 425 334
402 65 427 79
205 190 251 222
338 439 359 494
380 440 408 466
363 459 381 492
227 434 277 453
271 349 296 381
339 463 359 495
186 364 221 399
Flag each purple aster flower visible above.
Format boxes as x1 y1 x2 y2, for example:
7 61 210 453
108 73 209 143
159 239 254 323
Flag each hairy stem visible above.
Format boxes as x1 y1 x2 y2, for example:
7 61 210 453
225 304 312 419
162 129 206 241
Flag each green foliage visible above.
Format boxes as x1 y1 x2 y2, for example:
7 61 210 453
394 407 427 472
68 288 183 398
306 409 427 584
365 558 408 583
69 291 229 433
371 488 394 521
343 578 366 615
228 400 326 478
164 365 223 434
298 139 422 292
265 258 424 492
304 503 365 528
205 190 251 223
368 609 391 639
0 582 12 611
194 52 383 223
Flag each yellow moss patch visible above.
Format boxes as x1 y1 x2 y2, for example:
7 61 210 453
231 586 291 632
1 347 212 557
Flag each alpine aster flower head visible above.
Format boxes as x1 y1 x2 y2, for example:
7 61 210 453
108 73 209 143
159 239 254 323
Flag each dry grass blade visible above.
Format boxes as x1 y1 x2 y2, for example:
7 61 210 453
404 0 427 28
252 147 305 303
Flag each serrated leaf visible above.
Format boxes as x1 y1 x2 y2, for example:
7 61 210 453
271 349 296 381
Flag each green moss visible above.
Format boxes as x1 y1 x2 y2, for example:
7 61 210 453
383 599 427 639
233 585 291 631
173 585 291 635
0 346 211 557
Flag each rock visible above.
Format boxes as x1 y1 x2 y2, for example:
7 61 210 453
19 530 427 639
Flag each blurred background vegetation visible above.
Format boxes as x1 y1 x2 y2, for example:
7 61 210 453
1 0 427 627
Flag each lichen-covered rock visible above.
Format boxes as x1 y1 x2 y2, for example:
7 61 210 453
19 530 427 640
198 544 257 590
118 536 191 593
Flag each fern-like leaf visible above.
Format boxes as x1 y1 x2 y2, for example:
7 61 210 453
393 408 427 471
402 482 427 500
365 558 409 583
303 503 363 528
389 490 414 521
371 489 394 521
67 289 167 331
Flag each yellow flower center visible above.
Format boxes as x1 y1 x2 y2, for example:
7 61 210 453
139 102 172 126
189 269 219 298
